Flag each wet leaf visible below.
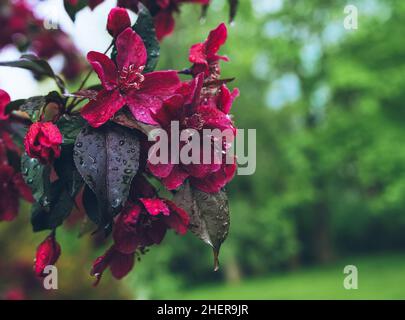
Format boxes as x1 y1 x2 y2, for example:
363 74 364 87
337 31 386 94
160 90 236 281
73 123 140 229
54 145 84 198
21 153 51 208
82 185 101 226
174 183 230 271
5 99 26 115
19 96 46 122
0 54 56 78
31 180 75 232
57 114 86 145
132 3 160 73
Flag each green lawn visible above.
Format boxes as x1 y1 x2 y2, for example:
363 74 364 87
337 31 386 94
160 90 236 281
174 254 405 300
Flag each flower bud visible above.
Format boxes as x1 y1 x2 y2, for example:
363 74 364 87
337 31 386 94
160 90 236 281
34 233 61 277
24 122 62 164
107 7 131 38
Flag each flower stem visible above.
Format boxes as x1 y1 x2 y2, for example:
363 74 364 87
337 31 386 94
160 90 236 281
67 41 114 113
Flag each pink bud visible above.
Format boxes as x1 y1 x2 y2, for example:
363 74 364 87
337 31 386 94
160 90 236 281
107 7 131 38
34 233 61 277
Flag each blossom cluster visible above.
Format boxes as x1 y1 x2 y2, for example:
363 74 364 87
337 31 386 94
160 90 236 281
0 4 239 284
67 0 210 40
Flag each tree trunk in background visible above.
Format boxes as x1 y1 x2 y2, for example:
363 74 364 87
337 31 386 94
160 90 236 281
224 255 242 284
312 201 334 264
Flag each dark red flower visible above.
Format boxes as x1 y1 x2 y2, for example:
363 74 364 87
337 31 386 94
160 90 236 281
4 288 26 300
0 89 10 120
117 0 209 40
107 7 131 37
91 245 135 285
24 122 63 164
0 0 42 49
189 23 229 78
148 75 237 193
152 0 210 41
81 28 180 127
31 31 84 81
34 233 61 277
0 164 34 221
113 198 189 254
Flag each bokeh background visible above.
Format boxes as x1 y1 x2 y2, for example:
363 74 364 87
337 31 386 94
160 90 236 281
1 0 405 299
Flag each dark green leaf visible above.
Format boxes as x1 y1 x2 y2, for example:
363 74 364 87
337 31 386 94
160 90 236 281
21 153 51 208
57 114 86 145
82 185 101 225
132 3 160 73
54 145 84 198
73 123 140 228
174 183 230 271
200 4 209 21
19 96 46 122
31 180 75 232
63 0 87 21
228 0 239 22
5 99 26 115
0 54 55 78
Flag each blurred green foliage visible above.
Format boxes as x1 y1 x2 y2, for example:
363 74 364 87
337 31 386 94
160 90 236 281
125 0 405 298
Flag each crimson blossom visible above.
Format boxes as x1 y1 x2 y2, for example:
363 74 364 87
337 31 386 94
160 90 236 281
116 0 210 40
0 89 34 221
81 27 181 127
148 75 237 193
34 233 61 277
189 22 229 78
91 175 189 283
147 23 239 193
24 122 63 165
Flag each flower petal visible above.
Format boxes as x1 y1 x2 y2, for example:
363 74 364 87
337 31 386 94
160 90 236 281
107 7 131 37
205 23 228 61
148 161 174 179
140 198 170 216
0 89 10 120
154 10 175 41
81 89 125 128
163 200 190 235
161 165 189 190
197 105 234 131
190 161 236 193
189 42 207 65
126 71 180 124
87 51 118 90
109 250 135 280
139 71 181 96
34 233 61 277
116 28 147 70
218 85 239 114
